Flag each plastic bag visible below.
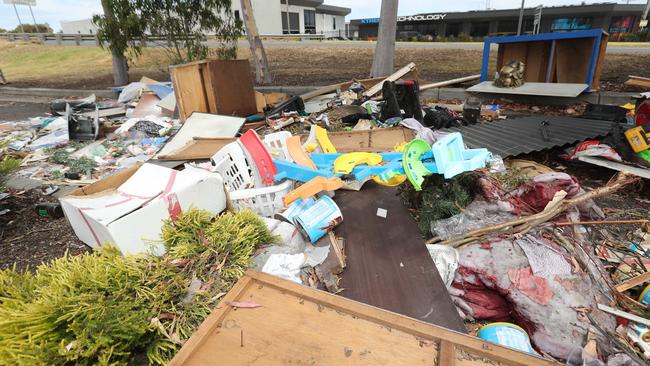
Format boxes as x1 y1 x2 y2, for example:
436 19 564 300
430 200 516 240
117 82 145 104
426 244 459 288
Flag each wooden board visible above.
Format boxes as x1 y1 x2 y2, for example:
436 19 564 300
170 63 209 122
157 138 236 161
555 38 595 85
334 183 466 332
591 33 608 90
206 59 258 117
467 81 588 97
169 270 558 366
301 127 415 153
497 43 528 71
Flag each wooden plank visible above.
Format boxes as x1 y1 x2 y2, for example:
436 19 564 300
597 304 650 327
169 270 559 366
615 272 650 293
591 33 608 90
499 43 528 67
420 74 481 91
207 59 258 117
555 38 595 85
335 183 467 332
130 93 161 118
439 340 457 366
363 62 416 97
170 63 209 122
577 156 650 179
200 62 218 113
315 127 416 153
625 78 650 89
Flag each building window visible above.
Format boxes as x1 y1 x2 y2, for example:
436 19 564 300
445 23 462 37
234 10 240 22
304 10 315 34
551 17 593 31
609 16 634 33
333 17 336 30
281 11 300 34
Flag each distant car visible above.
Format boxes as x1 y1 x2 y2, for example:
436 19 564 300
326 36 347 40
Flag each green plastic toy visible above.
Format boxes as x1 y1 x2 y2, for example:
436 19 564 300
403 139 433 191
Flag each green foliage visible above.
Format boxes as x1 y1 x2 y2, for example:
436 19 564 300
9 24 53 33
137 0 243 63
93 0 147 61
49 149 97 175
401 173 475 238
0 208 275 365
0 156 21 190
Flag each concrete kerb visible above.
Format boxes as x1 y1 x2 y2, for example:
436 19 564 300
0 85 639 106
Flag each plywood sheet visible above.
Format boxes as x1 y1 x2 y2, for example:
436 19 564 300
170 63 208 122
157 138 235 161
304 127 415 153
156 112 244 157
207 59 258 117
334 183 466 332
169 271 558 366
555 38 595 84
524 41 551 82
467 81 588 97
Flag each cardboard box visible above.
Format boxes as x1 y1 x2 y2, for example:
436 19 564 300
60 163 227 255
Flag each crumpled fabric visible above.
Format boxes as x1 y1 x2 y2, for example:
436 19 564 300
399 118 448 146
451 237 616 360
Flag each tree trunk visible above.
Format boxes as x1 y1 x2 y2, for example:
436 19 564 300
369 0 399 78
101 0 129 86
112 52 129 86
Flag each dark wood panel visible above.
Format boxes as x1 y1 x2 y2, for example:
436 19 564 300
334 183 466 333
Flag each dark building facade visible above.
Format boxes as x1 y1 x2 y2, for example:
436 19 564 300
351 3 645 40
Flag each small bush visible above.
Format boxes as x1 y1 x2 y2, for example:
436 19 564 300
0 156 21 190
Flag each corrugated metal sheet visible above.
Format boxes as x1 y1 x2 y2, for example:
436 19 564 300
442 116 615 158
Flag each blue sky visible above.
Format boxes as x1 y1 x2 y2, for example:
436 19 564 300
0 0 644 32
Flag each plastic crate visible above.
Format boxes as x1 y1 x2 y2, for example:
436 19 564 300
210 142 255 191
229 180 294 217
263 131 293 162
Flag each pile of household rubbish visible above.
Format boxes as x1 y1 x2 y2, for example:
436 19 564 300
3 66 650 366
0 78 179 187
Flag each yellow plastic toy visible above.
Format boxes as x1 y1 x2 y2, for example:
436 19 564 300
372 174 408 187
333 152 383 174
314 126 337 153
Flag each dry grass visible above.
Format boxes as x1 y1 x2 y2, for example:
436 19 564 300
0 40 648 89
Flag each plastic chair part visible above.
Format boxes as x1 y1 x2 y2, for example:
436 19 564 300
282 176 344 206
302 125 321 153
314 125 337 153
286 135 317 170
239 130 278 187
273 159 336 183
333 152 383 174
430 132 492 179
210 141 255 191
403 138 434 191
263 131 293 162
229 180 294 218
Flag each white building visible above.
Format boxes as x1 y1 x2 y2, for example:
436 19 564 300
60 19 98 35
231 0 351 37
59 0 350 37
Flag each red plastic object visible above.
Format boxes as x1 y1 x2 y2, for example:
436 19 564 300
636 101 650 126
239 130 277 187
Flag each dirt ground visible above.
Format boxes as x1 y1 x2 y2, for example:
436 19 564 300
0 189 89 272
2 45 649 92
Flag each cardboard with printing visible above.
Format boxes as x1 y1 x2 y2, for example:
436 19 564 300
60 163 227 255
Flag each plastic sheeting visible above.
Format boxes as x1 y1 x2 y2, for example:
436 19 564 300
450 236 616 361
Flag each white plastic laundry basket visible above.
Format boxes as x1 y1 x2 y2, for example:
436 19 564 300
229 180 294 217
263 131 293 162
210 142 255 191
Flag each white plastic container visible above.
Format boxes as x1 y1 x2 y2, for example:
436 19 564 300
229 180 294 217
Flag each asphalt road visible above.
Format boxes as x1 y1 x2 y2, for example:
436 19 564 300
39 39 650 54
